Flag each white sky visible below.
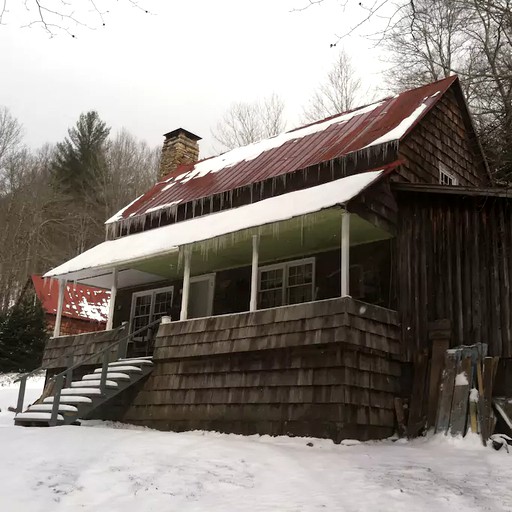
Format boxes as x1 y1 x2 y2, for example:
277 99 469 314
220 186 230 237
0 0 388 156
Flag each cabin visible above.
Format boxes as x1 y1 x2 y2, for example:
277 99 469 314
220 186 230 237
24 75 512 440
21 275 109 336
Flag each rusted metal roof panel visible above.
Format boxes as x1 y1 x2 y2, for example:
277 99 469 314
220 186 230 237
109 76 457 225
32 275 109 323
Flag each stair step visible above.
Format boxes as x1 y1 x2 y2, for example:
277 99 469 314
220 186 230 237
109 359 153 367
44 396 92 404
28 404 78 413
93 365 142 374
82 372 130 381
16 412 64 421
61 388 102 396
72 380 118 388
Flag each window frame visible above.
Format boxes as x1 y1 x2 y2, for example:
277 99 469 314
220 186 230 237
439 166 458 186
129 285 174 339
258 257 316 309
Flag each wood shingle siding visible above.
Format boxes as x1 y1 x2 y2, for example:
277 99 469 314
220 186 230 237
122 297 400 441
399 88 488 186
42 327 124 370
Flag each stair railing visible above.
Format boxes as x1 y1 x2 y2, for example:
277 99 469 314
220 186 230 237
14 316 164 423
13 325 127 415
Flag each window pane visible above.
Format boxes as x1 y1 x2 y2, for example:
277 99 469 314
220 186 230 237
133 294 152 338
260 268 283 290
132 289 173 341
287 262 313 304
153 291 173 319
259 267 284 308
259 289 283 308
288 263 313 285
287 284 313 305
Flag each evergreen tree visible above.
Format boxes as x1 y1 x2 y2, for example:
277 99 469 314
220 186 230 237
0 297 48 372
52 111 110 202
50 111 111 255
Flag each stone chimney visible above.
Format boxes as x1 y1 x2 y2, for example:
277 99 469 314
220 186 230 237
159 128 201 181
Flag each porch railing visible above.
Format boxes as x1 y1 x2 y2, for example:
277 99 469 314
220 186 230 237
13 316 165 426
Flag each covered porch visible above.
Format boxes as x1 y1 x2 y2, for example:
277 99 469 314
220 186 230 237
43 170 396 355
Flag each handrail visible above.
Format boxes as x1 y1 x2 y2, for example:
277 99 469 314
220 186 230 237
13 365 46 384
13 326 125 384
50 316 163 383
13 316 165 416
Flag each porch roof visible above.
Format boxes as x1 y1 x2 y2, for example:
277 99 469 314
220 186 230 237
43 170 385 284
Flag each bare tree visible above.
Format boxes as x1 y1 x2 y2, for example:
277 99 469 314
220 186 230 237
0 0 149 38
302 49 363 123
103 129 160 219
380 0 512 177
212 94 286 151
0 107 22 167
0 142 60 311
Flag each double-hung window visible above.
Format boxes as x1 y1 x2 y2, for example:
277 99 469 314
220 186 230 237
258 258 315 309
130 286 174 339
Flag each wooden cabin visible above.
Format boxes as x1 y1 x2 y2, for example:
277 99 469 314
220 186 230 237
40 75 510 441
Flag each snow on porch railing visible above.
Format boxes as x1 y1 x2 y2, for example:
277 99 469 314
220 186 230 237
13 316 166 425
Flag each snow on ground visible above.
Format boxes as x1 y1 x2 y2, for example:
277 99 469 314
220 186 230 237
1 375 512 511
0 372 46 426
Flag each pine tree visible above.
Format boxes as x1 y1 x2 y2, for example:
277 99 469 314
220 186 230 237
0 298 48 372
52 111 110 201
50 111 111 255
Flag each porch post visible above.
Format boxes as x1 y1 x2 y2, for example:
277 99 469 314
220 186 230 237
180 248 191 321
53 279 66 337
250 234 260 311
106 268 118 331
341 210 350 297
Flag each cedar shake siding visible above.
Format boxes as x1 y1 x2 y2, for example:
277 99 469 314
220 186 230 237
399 87 488 187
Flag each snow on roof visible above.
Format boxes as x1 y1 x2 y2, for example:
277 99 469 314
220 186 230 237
44 169 387 281
107 76 458 227
32 275 110 323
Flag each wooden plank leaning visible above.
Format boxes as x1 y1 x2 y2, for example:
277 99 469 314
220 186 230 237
450 356 472 436
435 351 458 434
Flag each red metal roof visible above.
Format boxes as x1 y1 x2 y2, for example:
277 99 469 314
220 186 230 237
110 76 458 225
32 275 110 323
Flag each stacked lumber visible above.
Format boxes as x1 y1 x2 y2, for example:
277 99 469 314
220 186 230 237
434 344 499 444
397 342 500 445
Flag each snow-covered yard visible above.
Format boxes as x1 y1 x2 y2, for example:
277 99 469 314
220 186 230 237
1 374 512 511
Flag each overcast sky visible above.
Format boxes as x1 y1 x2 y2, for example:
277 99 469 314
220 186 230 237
0 0 388 156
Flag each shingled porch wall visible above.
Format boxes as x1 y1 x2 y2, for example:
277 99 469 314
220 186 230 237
120 297 400 442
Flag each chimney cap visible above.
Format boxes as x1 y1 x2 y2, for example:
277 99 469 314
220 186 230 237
163 128 202 142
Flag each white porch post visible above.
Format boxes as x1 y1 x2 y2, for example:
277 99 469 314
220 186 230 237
106 268 118 331
250 234 260 311
341 210 350 297
180 248 191 321
53 279 66 337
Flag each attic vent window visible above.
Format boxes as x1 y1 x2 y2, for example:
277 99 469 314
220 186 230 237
439 167 458 186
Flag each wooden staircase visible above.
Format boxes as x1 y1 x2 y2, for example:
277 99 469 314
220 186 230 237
14 357 153 427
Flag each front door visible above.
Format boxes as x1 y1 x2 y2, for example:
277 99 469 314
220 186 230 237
188 274 215 319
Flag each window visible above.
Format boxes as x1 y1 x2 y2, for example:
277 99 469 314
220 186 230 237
258 258 315 309
439 166 458 186
130 286 174 339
